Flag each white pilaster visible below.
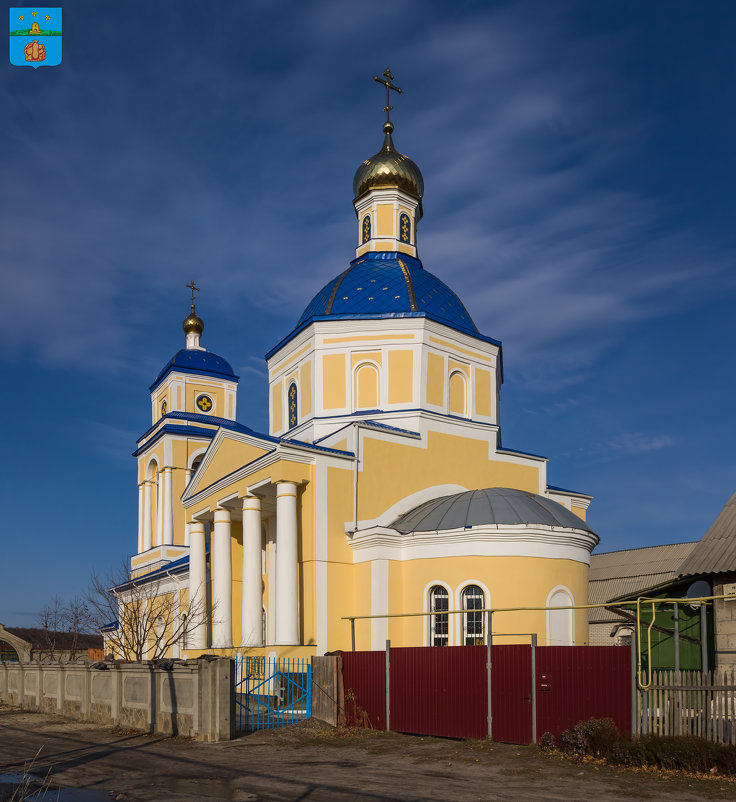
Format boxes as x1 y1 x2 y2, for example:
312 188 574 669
242 496 264 647
155 473 163 547
137 483 144 553
188 522 207 650
212 509 233 649
162 467 174 546
275 482 299 645
142 481 153 552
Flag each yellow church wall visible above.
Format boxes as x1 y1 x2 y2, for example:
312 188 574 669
475 368 492 417
449 371 467 416
351 351 383 367
326 464 356 564
271 381 283 433
388 350 413 403
300 559 316 647
300 359 312 416
269 342 312 379
192 437 271 496
375 203 393 237
426 352 444 406
428 336 493 364
322 353 346 409
354 363 379 408
389 556 589 647
448 358 470 377
571 506 587 522
356 430 540 521
185 381 225 418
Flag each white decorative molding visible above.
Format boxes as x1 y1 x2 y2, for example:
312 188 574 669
348 523 597 564
351 484 469 531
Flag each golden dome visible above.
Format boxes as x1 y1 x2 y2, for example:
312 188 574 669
183 305 204 336
353 122 424 206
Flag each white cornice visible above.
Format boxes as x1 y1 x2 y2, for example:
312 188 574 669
348 523 598 564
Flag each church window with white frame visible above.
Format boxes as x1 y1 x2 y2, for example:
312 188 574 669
428 585 449 646
461 584 485 645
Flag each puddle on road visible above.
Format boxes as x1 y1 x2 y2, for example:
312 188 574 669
0 772 112 801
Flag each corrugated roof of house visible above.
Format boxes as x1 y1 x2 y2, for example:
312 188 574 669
679 490 736 577
588 542 697 623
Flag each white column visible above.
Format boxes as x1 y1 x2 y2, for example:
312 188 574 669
142 481 153 552
162 467 174 546
188 522 207 650
275 482 299 645
155 473 163 547
242 496 264 647
137 483 144 553
212 508 233 649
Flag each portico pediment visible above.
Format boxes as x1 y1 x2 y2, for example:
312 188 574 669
183 427 274 500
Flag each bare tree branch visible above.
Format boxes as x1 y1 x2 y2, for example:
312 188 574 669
86 561 211 661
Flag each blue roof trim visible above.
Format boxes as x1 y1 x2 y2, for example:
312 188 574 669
497 446 548 461
547 483 593 499
100 621 119 632
137 411 241 445
266 311 501 360
115 555 191 591
150 348 239 392
278 438 355 457
133 425 217 457
308 409 498 431
314 419 421 446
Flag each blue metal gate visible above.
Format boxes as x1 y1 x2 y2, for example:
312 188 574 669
234 655 312 732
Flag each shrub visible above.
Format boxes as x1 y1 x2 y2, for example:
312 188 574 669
539 732 555 752
606 735 736 776
558 718 620 763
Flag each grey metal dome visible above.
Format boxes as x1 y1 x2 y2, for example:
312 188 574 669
391 487 595 535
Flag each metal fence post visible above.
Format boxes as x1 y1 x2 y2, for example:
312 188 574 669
700 604 709 676
630 628 637 738
486 610 492 739
673 603 680 672
531 633 537 745
385 639 390 732
351 619 356 652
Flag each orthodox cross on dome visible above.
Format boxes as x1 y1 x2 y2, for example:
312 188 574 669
185 279 200 311
374 68 402 127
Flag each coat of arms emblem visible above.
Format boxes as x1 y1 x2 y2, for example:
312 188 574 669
9 8 61 67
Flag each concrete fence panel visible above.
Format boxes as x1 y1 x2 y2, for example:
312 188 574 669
0 658 233 741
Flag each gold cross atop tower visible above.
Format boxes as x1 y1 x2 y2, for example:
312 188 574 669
374 68 402 126
185 279 200 310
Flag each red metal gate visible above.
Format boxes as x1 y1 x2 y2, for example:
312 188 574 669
391 646 487 739
341 644 631 744
490 645 533 744
536 646 631 741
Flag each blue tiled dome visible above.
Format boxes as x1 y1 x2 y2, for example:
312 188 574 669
150 349 238 392
295 253 478 334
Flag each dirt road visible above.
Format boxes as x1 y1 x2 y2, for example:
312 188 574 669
0 707 733 801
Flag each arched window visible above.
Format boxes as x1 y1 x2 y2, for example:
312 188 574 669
449 371 468 417
399 212 411 244
288 382 298 429
461 585 485 645
548 588 574 646
362 214 371 243
429 586 449 646
354 363 379 410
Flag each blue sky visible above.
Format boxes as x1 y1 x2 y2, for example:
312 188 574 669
1 0 735 626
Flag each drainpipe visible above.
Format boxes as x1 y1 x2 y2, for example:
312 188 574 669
352 423 360 533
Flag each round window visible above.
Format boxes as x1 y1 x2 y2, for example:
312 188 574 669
195 394 214 413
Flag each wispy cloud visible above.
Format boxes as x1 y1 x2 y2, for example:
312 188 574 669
0 0 732 398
